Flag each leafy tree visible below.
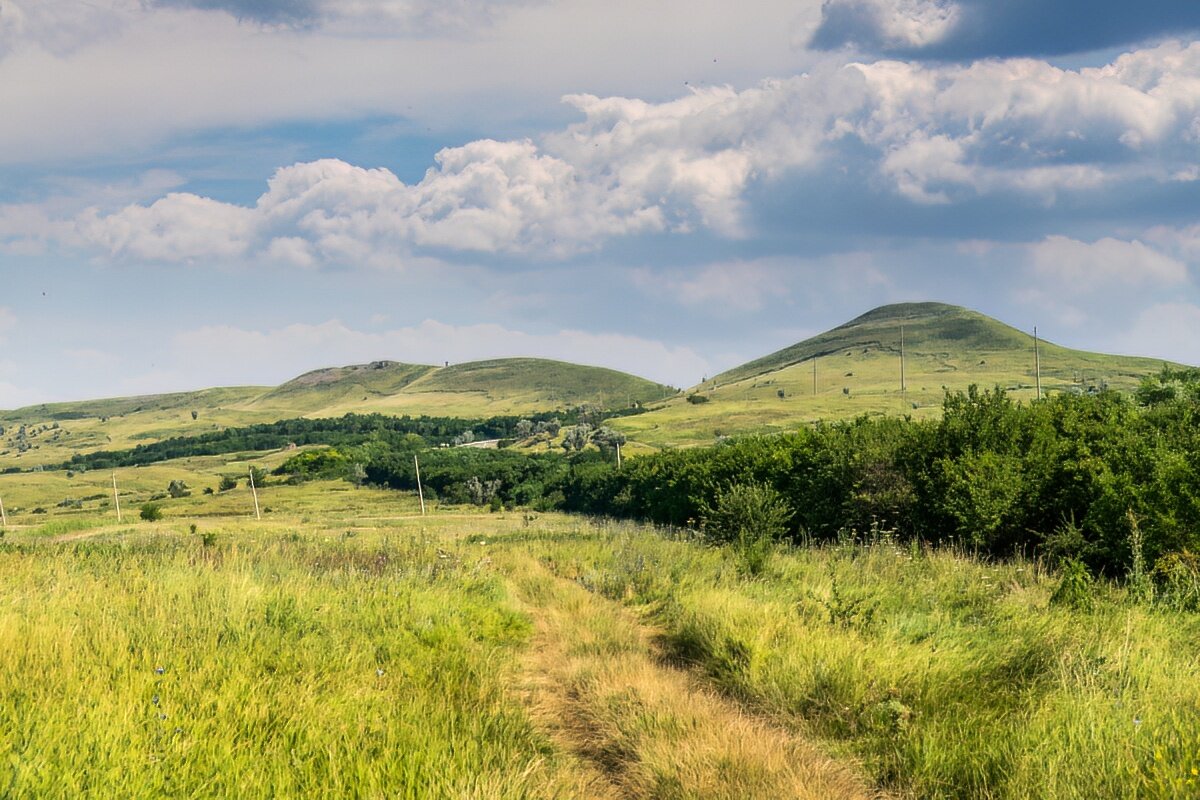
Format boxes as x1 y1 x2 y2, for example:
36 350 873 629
139 502 163 522
248 466 267 487
561 424 593 452
590 426 626 455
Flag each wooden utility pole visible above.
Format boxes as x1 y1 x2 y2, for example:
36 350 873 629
616 442 622 470
248 468 261 520
900 325 907 396
0 494 6 528
414 455 426 516
112 471 122 523
1034 326 1043 401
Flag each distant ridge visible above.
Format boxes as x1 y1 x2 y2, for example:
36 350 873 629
0 357 676 422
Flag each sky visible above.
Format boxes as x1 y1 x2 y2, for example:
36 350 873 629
1 0 1199 406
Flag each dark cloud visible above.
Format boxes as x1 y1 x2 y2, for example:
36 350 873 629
149 0 538 32
152 0 320 26
810 0 1200 60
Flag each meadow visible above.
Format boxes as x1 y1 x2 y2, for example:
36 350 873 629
0 475 1197 798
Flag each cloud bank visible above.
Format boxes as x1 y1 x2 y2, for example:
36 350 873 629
9 41 1200 269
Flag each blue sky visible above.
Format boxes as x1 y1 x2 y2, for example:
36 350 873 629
1 0 1199 406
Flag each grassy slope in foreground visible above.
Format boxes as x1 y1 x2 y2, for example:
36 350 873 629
1 497 1195 799
617 302 1180 447
0 358 675 469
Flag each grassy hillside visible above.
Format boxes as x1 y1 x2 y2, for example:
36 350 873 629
0 302 1182 461
0 358 675 469
617 302 1178 447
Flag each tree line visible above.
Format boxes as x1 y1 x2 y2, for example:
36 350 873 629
53 405 641 471
351 370 1200 578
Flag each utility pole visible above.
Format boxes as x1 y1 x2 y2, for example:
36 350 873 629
112 471 122 523
414 454 426 516
1034 326 1043 401
616 441 622 470
900 325 907 396
0 493 6 528
248 467 261 520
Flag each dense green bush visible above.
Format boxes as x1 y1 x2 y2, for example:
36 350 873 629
549 379 1200 578
701 482 792 576
700 482 793 546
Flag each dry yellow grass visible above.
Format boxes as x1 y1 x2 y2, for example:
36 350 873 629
510 556 879 800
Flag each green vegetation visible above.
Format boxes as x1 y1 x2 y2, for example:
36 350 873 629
0 526 569 797
535 525 1200 799
362 381 1200 579
0 358 673 471
1 496 1195 799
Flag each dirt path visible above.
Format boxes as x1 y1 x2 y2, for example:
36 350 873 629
510 559 881 800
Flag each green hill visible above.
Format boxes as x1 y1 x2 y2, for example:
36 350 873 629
0 358 675 468
615 302 1179 448
0 304 1183 462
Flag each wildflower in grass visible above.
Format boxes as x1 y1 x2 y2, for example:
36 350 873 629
155 666 165 675
152 695 160 706
376 669 385 677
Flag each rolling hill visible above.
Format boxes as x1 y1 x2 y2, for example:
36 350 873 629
0 358 676 468
614 302 1179 447
0 302 1185 463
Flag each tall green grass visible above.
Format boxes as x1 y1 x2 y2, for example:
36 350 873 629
0 532 567 798
534 524 1200 799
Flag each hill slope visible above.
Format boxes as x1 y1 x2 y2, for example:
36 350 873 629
0 358 675 467
616 302 1177 447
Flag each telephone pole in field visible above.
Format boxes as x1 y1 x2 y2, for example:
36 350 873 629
1034 326 1043 400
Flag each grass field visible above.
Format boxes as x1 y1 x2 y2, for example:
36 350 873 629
1 477 1197 798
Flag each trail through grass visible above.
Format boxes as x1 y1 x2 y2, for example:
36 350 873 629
505 550 877 799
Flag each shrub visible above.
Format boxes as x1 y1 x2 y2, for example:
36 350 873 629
248 466 267 487
139 503 163 522
702 482 793 576
218 475 238 492
167 479 190 498
1153 551 1200 611
1050 560 1095 611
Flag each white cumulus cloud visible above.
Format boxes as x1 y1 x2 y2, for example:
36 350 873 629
1028 236 1189 290
1114 302 1200 366
9 41 1200 264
